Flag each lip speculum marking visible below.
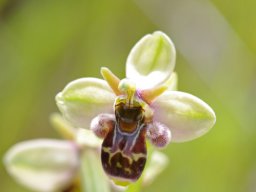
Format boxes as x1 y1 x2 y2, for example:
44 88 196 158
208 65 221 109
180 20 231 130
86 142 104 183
101 96 149 183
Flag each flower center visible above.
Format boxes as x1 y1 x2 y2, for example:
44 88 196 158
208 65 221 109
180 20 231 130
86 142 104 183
118 79 136 107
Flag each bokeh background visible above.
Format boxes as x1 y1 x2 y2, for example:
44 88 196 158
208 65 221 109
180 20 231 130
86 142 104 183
1 0 256 191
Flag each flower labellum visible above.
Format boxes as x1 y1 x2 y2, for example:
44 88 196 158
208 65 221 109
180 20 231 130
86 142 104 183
56 31 216 185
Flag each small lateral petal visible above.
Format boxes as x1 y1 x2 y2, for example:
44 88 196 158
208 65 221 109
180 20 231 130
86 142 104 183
152 91 216 142
140 72 178 103
56 78 115 129
140 83 168 104
101 67 121 95
126 31 176 89
3 139 79 192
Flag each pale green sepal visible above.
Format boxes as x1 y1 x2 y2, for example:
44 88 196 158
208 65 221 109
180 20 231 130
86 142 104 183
3 139 79 192
126 31 176 89
152 91 216 142
56 78 115 129
167 72 178 91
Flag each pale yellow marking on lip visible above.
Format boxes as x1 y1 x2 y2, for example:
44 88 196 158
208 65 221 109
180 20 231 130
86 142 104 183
102 147 114 165
102 146 146 166
124 167 132 174
132 153 146 161
116 162 122 168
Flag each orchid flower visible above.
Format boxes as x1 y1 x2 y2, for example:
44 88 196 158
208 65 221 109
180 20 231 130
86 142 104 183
3 114 168 192
56 31 216 185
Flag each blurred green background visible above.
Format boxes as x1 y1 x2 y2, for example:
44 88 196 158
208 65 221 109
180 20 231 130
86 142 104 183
1 0 256 192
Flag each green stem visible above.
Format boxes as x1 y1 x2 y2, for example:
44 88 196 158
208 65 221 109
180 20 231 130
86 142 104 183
80 149 111 192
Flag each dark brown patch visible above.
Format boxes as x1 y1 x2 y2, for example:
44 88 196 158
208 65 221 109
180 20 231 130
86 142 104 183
115 102 143 134
101 126 147 181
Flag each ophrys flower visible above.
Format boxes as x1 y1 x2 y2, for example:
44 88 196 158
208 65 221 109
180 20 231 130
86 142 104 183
56 31 216 185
